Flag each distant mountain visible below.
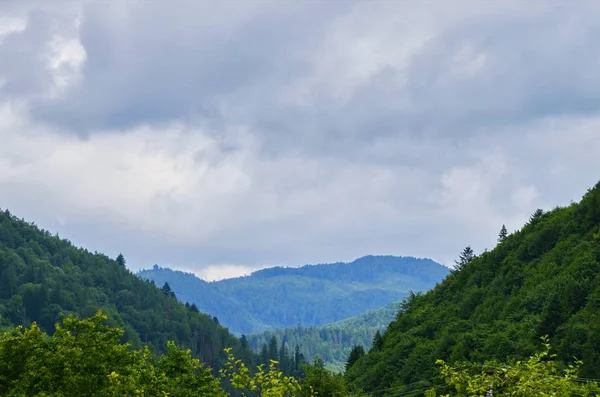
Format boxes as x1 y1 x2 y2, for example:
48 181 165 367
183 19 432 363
138 256 449 335
247 301 402 373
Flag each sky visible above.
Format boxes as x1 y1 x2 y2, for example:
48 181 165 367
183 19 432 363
1 1 600 281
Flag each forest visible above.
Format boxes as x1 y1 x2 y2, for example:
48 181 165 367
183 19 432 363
0 208 248 371
3 180 600 395
345 181 600 395
246 302 400 372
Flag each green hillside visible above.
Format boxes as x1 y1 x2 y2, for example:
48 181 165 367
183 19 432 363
346 182 600 395
138 256 449 335
0 209 250 371
247 301 401 373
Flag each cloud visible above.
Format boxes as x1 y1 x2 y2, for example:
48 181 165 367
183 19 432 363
1 0 600 274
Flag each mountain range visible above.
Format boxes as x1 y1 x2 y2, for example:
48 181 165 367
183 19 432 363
138 256 449 335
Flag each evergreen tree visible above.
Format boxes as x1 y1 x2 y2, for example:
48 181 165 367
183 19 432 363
240 334 249 350
260 344 269 366
372 330 384 351
268 335 279 362
345 345 365 371
453 246 474 273
161 282 176 298
116 253 126 267
498 224 508 242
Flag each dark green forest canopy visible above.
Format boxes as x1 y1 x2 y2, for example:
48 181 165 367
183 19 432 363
0 209 250 371
346 181 600 394
139 256 448 335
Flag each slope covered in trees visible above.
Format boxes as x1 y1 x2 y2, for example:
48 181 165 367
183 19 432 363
138 256 448 334
346 182 600 395
0 209 249 371
247 301 401 372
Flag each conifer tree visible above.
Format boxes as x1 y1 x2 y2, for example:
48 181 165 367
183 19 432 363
116 253 126 267
372 330 384 351
498 224 508 242
345 345 366 371
453 246 474 274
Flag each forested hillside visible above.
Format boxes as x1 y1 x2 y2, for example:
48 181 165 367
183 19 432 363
247 301 401 372
346 182 600 395
0 209 250 371
139 256 448 334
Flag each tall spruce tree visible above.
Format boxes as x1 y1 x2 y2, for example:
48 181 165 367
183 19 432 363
345 345 365 371
498 224 508 242
453 246 474 274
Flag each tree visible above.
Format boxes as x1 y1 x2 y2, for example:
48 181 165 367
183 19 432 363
0 311 225 396
268 335 279 362
240 334 249 349
372 330 384 351
498 224 508 243
161 282 175 298
116 253 126 267
433 337 600 396
345 345 366 371
221 348 301 397
300 358 345 397
453 246 474 273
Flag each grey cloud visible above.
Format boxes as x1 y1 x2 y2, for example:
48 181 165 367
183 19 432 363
2 0 600 276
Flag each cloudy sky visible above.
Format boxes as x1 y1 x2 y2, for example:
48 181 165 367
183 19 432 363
1 1 600 280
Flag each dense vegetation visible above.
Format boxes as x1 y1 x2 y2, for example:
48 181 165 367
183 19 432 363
0 209 249 372
138 256 448 334
247 302 401 372
346 182 600 395
0 311 350 397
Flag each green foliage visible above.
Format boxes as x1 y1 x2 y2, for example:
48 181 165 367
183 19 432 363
0 209 249 373
0 311 224 396
434 337 600 396
345 345 366 371
346 182 600 395
299 358 346 397
221 348 301 397
139 257 448 334
247 302 400 372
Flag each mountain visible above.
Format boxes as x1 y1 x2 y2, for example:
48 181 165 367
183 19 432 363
138 256 449 335
0 209 250 371
345 182 600 395
247 301 401 373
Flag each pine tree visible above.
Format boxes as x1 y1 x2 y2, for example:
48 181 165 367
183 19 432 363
345 345 365 371
240 334 249 350
116 253 126 267
498 224 508 243
268 336 279 362
372 330 384 351
161 282 175 298
453 246 474 274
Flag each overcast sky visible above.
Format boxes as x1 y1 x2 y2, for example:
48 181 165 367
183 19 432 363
1 1 600 280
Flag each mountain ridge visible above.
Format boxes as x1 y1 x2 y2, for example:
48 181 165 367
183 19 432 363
138 255 449 335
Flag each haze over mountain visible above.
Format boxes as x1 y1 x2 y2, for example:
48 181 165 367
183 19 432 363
138 256 449 335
